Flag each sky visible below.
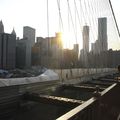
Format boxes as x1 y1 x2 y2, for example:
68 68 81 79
0 0 120 50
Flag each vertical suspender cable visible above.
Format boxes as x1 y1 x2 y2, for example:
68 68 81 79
57 0 64 32
57 0 64 75
68 1 71 48
74 0 77 44
47 0 49 68
74 0 82 32
47 0 49 38
108 0 120 37
67 0 77 44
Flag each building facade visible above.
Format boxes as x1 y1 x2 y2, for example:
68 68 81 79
98 17 108 52
23 26 35 47
16 38 31 68
80 25 89 67
0 20 4 33
0 33 16 69
32 32 63 68
16 26 36 68
91 17 108 54
83 25 89 53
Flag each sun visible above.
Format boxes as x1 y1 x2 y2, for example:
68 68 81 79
62 32 75 49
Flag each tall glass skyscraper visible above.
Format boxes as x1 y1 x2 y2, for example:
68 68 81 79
83 25 89 53
98 17 108 52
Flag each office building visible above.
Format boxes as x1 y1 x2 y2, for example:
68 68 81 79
0 20 4 33
16 38 31 68
23 26 35 47
74 44 79 53
16 26 35 68
0 32 16 69
91 40 100 54
80 25 89 67
83 25 89 53
98 17 108 52
11 28 16 36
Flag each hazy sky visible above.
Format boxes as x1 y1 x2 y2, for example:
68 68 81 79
0 0 120 50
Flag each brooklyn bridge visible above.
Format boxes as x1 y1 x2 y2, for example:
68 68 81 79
0 0 120 120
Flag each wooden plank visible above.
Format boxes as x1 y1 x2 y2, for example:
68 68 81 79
61 84 105 92
24 93 84 107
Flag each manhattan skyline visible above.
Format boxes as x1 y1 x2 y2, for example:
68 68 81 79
0 0 120 50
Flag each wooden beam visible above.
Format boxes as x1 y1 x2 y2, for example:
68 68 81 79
24 93 84 107
100 78 120 83
87 81 112 86
61 84 105 92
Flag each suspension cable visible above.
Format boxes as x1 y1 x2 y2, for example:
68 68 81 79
67 0 77 44
108 0 120 37
47 0 49 38
74 0 77 44
57 0 64 31
47 0 49 68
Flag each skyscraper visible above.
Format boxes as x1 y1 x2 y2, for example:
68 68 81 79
18 26 36 68
0 20 4 33
98 17 108 52
80 25 89 67
0 29 16 69
91 40 100 54
16 38 31 68
74 44 79 54
11 28 16 36
83 25 89 53
23 26 35 47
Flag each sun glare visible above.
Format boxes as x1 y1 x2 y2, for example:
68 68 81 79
62 32 75 49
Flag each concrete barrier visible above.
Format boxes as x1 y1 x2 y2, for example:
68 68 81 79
54 68 117 82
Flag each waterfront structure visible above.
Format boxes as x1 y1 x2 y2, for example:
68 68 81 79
23 26 35 47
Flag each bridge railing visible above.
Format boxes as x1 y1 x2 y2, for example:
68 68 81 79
54 68 117 81
56 83 120 120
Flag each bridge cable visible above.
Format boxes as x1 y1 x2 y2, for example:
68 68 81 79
108 0 120 37
47 0 50 68
57 0 64 32
67 0 77 44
